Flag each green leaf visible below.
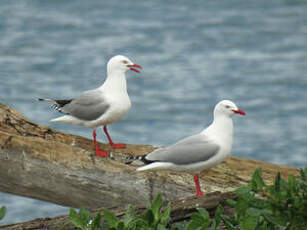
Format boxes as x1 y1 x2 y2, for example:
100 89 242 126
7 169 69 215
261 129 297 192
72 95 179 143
249 198 270 210
123 204 136 226
226 199 236 207
234 186 251 197
250 168 266 191
214 205 223 226
246 207 263 218
157 223 167 230
234 198 249 216
300 167 307 181
274 172 281 190
134 217 147 229
186 218 202 230
69 208 85 229
0 206 6 221
143 209 154 225
263 214 287 227
210 219 217 230
221 215 235 230
152 194 163 219
198 208 209 220
69 208 78 222
190 213 205 226
240 215 257 230
79 207 91 223
176 221 189 230
196 208 210 228
90 212 104 229
288 175 296 188
117 221 125 230
103 210 119 228
160 202 171 225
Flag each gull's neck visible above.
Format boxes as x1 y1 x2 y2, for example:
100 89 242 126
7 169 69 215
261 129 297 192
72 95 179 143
203 114 233 146
100 70 128 93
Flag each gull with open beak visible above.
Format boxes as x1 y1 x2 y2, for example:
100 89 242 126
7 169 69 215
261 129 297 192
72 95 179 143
39 55 142 157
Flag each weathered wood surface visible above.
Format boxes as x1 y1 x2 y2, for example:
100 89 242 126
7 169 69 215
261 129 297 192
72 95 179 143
1 191 235 230
0 102 300 210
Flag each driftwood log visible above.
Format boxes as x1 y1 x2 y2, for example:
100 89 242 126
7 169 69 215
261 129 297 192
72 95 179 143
0 102 300 228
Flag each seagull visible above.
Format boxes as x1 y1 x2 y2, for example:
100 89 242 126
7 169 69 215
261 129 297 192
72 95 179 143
38 55 142 157
128 100 245 197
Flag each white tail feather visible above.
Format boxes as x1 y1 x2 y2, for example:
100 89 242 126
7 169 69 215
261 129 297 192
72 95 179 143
50 116 72 123
136 162 174 172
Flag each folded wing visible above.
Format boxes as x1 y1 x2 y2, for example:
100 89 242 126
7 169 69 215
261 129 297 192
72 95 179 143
145 134 220 165
59 89 110 121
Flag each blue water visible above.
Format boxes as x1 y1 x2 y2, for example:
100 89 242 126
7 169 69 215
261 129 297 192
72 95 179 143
1 0 307 225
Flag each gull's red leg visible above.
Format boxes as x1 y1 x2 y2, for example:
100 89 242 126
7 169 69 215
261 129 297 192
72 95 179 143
194 174 204 197
92 129 108 157
103 125 126 149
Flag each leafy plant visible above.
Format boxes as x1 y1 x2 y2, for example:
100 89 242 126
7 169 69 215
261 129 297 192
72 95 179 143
69 167 307 230
224 167 307 230
177 205 224 230
0 206 6 221
70 207 104 230
141 193 171 229
69 194 172 230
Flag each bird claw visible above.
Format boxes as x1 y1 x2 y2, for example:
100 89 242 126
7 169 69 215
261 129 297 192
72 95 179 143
196 191 204 197
96 150 109 157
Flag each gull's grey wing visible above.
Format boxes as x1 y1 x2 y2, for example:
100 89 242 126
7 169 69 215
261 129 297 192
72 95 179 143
61 89 110 121
145 134 220 165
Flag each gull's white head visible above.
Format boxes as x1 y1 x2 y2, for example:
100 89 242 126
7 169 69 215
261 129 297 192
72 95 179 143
107 55 142 75
214 100 246 118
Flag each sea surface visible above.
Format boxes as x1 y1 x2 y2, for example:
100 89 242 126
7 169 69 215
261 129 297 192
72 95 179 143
0 0 307 225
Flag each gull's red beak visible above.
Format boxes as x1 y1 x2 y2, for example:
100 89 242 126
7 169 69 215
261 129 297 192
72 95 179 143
128 64 142 73
233 109 246 116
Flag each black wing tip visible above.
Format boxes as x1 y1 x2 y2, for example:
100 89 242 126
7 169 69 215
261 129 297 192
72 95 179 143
37 98 44 101
125 155 154 165
142 157 156 165
125 160 133 165
125 155 142 165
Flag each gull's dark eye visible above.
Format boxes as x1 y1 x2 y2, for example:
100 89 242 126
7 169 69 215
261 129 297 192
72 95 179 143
122 60 128 64
225 105 230 109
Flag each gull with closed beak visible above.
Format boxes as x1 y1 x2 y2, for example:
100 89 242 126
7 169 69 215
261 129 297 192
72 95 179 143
128 100 245 197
